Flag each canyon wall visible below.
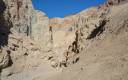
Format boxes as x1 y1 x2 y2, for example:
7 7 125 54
0 0 51 78
0 0 128 80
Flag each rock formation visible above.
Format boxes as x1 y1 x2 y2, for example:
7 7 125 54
107 0 128 5
48 7 109 67
0 0 51 79
0 0 128 80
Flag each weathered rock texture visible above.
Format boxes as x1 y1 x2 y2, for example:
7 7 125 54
47 7 109 67
107 0 128 5
47 2 128 80
0 0 128 80
3 0 33 34
31 10 51 52
0 0 12 70
0 0 51 79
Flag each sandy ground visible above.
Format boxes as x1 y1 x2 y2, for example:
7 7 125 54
1 64 62 80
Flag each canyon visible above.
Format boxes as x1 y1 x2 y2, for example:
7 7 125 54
0 0 128 80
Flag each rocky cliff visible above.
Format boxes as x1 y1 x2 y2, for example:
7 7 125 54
0 0 128 80
0 0 51 79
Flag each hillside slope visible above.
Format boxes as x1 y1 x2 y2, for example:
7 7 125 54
0 0 128 80
46 2 128 80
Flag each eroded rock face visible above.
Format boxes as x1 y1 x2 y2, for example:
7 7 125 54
0 0 51 78
0 49 11 69
0 0 12 46
0 0 128 80
3 0 33 35
0 0 111 71
48 7 109 67
0 0 12 70
47 3 128 80
31 10 51 52
107 0 128 5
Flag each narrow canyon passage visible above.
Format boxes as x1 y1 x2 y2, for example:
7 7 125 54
0 0 128 80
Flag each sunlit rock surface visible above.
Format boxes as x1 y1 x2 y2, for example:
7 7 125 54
0 0 128 80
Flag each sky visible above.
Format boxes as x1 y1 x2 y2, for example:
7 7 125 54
32 0 106 18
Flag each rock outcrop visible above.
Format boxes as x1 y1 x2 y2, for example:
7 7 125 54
31 10 51 52
47 7 109 67
47 2 128 80
0 0 51 79
3 0 33 35
107 0 128 5
0 0 128 80
0 0 12 70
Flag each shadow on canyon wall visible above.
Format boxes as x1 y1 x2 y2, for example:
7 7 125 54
0 0 12 47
